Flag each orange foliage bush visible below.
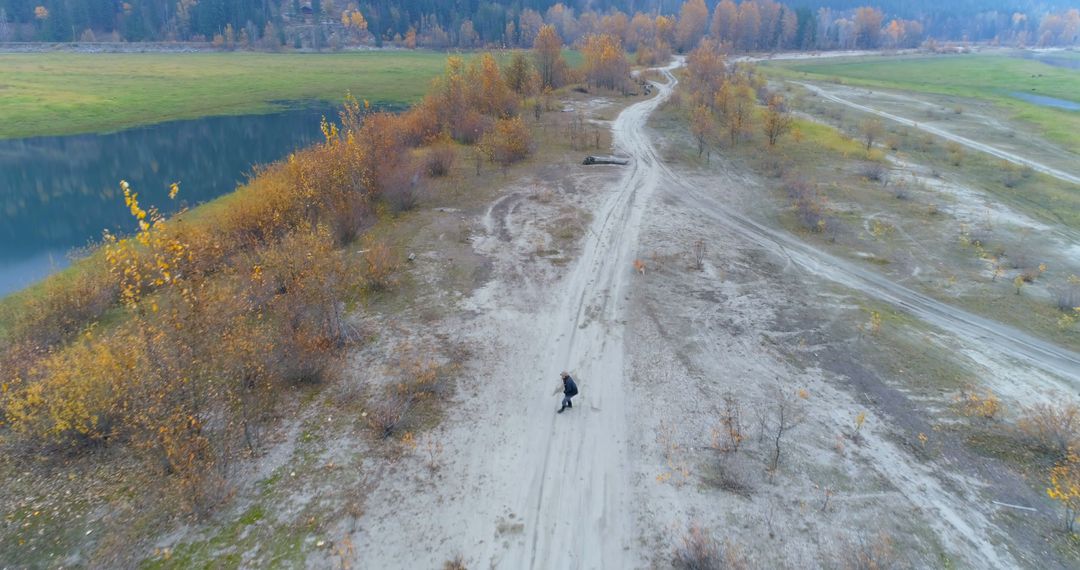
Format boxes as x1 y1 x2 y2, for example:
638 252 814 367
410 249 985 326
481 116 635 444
482 116 534 166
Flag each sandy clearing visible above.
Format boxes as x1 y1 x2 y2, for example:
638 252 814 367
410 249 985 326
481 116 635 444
797 82 1080 186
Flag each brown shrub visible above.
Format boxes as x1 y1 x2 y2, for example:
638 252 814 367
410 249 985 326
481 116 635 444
673 521 744 570
426 143 458 177
363 241 399 292
2 261 116 351
785 177 828 233
367 393 412 439
453 110 491 145
1017 403 1079 460
443 555 468 570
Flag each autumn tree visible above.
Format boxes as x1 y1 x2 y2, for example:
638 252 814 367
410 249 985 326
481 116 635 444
716 76 755 146
685 40 727 107
763 94 793 147
341 8 368 44
1047 449 1080 532
736 1 761 52
854 7 884 49
859 117 884 151
534 24 568 90
468 53 518 118
675 0 709 52
483 116 533 166
710 0 738 47
504 52 533 95
628 12 657 46
655 14 677 47
689 104 716 160
582 33 630 92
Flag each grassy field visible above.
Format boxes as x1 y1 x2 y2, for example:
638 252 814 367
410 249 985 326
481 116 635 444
0 50 577 139
762 53 1080 152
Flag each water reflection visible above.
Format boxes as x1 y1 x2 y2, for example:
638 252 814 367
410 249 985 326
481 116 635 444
0 105 336 295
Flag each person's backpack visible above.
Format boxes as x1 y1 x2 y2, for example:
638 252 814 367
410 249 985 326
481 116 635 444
566 377 579 397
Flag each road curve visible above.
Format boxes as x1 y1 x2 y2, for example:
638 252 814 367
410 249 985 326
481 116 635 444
628 93 1080 386
797 82 1080 187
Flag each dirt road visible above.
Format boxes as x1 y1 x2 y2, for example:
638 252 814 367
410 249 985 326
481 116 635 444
500 61 683 569
797 82 1080 186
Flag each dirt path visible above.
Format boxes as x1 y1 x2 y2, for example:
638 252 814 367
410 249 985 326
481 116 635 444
797 82 1080 186
351 63 681 569
502 61 681 569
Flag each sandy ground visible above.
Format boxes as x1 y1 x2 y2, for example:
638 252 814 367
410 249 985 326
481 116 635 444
336 60 1080 569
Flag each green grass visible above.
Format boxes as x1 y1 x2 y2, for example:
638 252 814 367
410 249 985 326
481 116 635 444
0 49 584 139
0 51 448 139
763 53 1080 151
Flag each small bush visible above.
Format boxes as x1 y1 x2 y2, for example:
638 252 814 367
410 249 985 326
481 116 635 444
443 555 468 570
367 393 412 439
1050 276 1080 312
859 161 887 182
363 241 399 292
426 143 457 177
785 177 827 233
836 531 898 570
483 116 534 166
673 522 723 570
1017 403 1079 460
703 457 754 497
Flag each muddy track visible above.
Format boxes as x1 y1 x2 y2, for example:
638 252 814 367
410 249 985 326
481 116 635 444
797 82 1080 186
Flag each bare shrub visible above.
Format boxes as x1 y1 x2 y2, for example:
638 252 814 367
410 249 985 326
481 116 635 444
703 456 754 497
1017 403 1079 460
1006 241 1035 271
757 387 807 474
761 153 790 179
859 161 887 182
1001 162 1034 188
673 521 744 570
891 180 910 200
785 177 827 233
692 240 707 270
425 144 457 177
1050 276 1080 312
452 110 491 145
367 393 412 439
379 158 425 213
945 141 964 166
443 555 468 570
858 118 883 151
835 531 899 570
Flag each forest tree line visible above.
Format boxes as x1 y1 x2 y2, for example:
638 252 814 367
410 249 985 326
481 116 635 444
0 0 1078 48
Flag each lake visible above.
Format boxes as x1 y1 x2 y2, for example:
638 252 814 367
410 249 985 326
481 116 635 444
0 105 337 296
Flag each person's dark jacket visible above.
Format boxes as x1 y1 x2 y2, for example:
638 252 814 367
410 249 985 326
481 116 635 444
563 376 579 397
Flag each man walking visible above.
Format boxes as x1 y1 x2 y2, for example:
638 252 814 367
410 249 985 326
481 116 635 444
554 371 579 414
